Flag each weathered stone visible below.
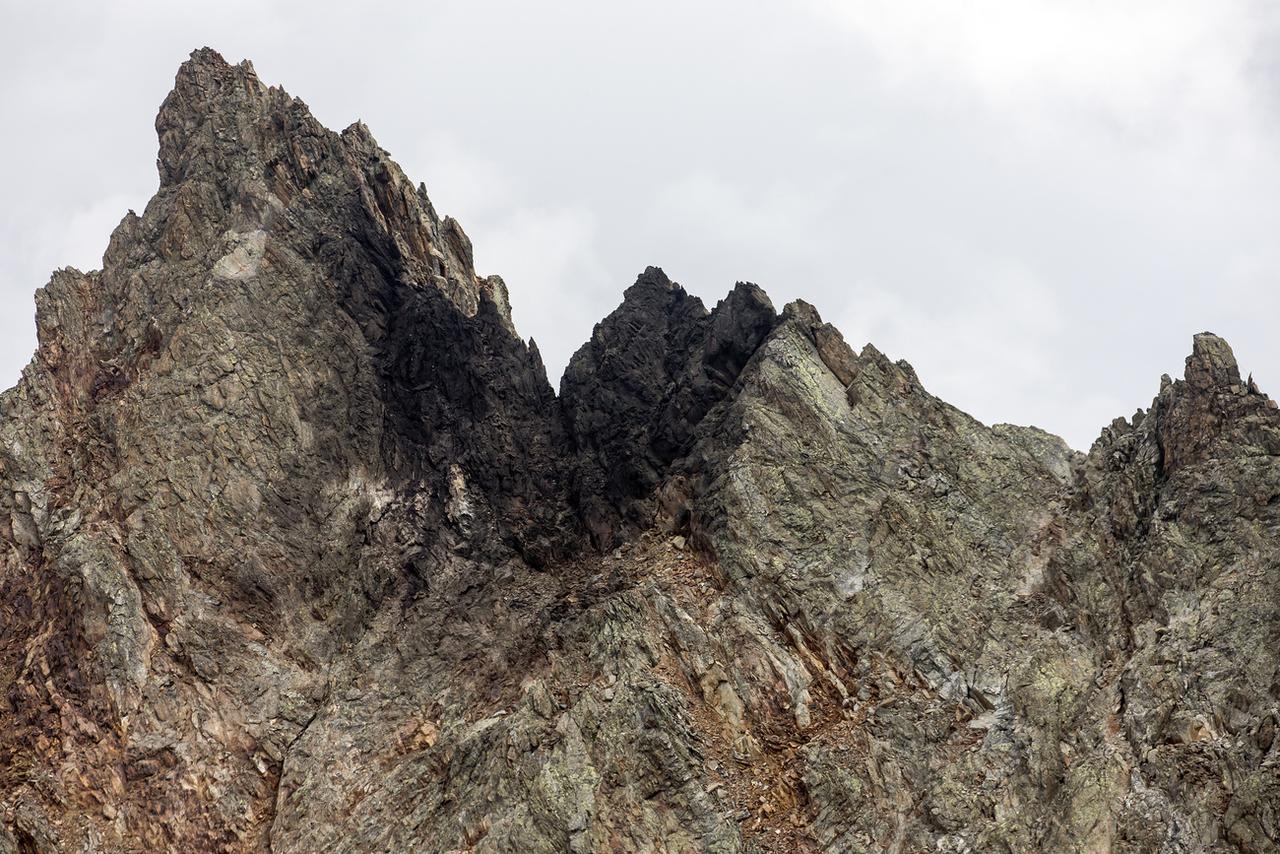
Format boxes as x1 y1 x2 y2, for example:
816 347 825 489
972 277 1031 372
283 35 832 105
2 48 1278 854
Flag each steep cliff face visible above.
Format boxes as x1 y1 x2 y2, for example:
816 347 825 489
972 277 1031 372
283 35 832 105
1 50 1277 854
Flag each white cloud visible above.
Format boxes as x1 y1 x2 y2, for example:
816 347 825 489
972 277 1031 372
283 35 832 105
652 172 826 259
835 261 1068 423
30 194 138 275
409 133 516 224
479 205 609 375
807 0 1269 135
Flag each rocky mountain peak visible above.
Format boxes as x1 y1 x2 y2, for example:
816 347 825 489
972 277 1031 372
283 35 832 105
156 47 273 187
1185 330 1243 392
1142 330 1277 475
150 47 506 329
3 51 1278 854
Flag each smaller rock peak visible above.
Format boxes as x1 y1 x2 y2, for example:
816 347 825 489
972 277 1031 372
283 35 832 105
156 48 273 186
1149 332 1272 475
856 342 904 377
1184 332 1241 393
718 281 775 316
180 46 232 74
170 47 261 92
728 280 768 298
781 299 822 328
341 121 377 148
632 266 675 291
616 267 700 315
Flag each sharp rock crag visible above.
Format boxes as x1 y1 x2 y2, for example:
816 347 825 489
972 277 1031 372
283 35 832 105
2 49 1278 853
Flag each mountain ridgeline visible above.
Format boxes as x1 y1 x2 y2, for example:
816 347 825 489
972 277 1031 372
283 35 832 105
1 49 1277 853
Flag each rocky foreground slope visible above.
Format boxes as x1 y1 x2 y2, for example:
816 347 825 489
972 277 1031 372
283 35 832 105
1 49 1278 853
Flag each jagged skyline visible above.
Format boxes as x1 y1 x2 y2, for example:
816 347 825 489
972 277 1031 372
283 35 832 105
2 3 1278 452
2 45 1277 852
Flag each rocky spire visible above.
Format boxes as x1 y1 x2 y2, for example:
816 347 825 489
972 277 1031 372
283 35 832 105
156 48 273 186
1184 331 1242 392
1152 330 1279 473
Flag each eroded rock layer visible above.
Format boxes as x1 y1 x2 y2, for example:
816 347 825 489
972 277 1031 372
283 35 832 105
1 50 1277 853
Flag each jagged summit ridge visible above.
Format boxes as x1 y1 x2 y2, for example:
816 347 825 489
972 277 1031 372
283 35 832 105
148 47 509 326
2 49 1279 854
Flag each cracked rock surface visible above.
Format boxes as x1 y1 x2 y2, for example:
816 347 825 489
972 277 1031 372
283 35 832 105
1 49 1277 853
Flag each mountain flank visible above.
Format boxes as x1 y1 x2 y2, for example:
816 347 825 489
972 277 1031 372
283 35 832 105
1 49 1278 853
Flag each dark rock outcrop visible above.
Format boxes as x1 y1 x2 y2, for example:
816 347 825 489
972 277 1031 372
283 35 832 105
2 50 1278 853
560 267 776 548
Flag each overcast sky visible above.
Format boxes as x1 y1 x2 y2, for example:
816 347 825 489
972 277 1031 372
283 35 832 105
2 1 1278 449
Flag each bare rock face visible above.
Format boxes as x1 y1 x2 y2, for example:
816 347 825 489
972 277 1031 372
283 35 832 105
0 48 571 852
560 267 777 549
2 50 1278 853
